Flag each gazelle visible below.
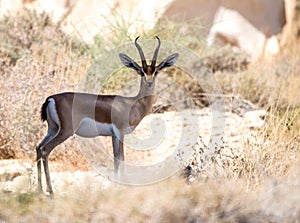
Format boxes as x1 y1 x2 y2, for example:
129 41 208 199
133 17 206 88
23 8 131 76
36 36 179 193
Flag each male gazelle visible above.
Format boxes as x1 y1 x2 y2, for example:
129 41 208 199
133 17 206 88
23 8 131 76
36 36 179 193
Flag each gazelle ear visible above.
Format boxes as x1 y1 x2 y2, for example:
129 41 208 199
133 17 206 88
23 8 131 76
156 53 179 72
119 53 142 75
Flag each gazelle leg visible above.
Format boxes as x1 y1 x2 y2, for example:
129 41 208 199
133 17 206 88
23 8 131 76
36 144 43 192
112 135 120 172
43 155 52 194
40 131 71 194
112 133 124 176
37 149 43 192
36 132 55 193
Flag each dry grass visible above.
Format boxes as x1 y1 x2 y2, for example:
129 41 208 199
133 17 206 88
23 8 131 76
0 9 299 223
0 168 299 222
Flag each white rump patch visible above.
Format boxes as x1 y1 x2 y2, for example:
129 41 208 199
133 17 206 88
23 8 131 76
38 98 61 149
75 117 114 138
47 98 60 128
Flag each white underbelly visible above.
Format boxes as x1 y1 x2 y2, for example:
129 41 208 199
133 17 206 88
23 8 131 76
75 117 114 138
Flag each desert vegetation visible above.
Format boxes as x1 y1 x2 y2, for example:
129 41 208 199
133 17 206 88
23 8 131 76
0 10 299 222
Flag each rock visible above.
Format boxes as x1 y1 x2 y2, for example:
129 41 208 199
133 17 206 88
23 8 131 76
244 110 268 129
207 6 281 60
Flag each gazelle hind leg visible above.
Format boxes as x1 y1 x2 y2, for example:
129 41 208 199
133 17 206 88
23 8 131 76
42 155 52 194
36 113 60 193
36 127 59 192
40 131 71 194
37 97 64 193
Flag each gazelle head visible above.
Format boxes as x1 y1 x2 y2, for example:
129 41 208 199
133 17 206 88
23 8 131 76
119 36 179 88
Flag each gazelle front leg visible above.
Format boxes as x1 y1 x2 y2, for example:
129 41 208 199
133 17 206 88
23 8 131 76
112 132 125 177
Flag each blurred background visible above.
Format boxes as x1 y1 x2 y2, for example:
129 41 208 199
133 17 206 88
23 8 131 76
0 0 299 59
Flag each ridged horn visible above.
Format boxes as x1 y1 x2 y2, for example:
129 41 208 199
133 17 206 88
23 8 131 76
151 36 161 69
135 36 147 69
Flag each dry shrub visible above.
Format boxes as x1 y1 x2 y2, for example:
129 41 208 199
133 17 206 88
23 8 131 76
214 42 300 109
193 106 300 188
0 9 82 63
0 9 90 166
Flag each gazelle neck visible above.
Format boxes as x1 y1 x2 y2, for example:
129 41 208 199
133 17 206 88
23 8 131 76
134 77 156 112
136 77 156 98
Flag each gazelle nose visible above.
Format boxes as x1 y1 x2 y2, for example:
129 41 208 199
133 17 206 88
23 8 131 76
146 81 153 87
